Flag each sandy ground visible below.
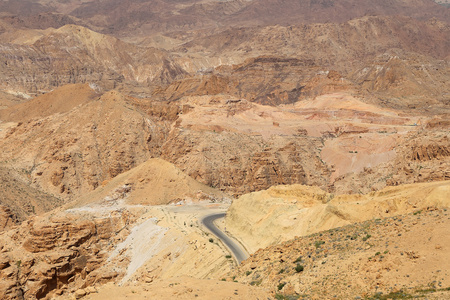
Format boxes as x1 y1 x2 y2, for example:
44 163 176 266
67 197 240 284
54 197 260 299
179 92 417 140
321 132 398 180
83 276 271 300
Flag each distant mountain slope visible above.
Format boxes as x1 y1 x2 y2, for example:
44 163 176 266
68 0 450 36
0 24 186 94
158 16 450 108
0 0 448 37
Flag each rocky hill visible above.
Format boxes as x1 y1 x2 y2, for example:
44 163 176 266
230 207 450 299
0 83 99 122
73 158 228 207
0 166 59 222
0 86 169 203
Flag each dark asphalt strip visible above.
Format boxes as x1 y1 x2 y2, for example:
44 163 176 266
201 213 249 264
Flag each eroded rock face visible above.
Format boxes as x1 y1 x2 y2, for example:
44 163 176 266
161 128 329 196
23 219 95 253
391 132 450 184
410 144 450 162
153 57 324 106
0 209 136 300
0 206 17 232
329 129 450 195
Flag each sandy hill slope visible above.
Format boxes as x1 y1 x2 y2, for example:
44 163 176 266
230 207 450 299
226 181 450 253
73 158 228 207
0 83 99 122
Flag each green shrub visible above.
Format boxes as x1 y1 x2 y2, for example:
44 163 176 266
314 240 325 248
250 279 262 286
362 234 372 241
295 264 304 273
277 282 286 291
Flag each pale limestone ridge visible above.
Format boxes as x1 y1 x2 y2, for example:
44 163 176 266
226 181 450 253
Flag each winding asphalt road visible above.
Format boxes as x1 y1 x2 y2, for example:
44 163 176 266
201 213 249 264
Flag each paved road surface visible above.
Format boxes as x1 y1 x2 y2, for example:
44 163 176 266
201 213 249 264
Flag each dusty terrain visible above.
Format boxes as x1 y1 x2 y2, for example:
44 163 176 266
226 181 450 253
0 158 238 299
230 207 450 299
0 0 449 299
4 81 447 209
82 277 271 300
0 3 449 204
